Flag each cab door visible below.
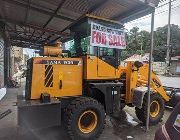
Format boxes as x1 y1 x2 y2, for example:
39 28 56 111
97 47 118 77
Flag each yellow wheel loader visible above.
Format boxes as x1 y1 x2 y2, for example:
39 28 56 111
18 15 169 140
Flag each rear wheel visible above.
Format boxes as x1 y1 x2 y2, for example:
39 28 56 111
64 97 105 140
135 93 165 125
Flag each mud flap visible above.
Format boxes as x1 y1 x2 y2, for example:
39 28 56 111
132 87 148 108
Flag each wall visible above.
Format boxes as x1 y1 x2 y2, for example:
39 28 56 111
152 62 166 75
10 46 25 75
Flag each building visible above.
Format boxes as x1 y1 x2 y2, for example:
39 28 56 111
10 46 24 75
170 56 180 75
22 54 29 66
12 46 23 61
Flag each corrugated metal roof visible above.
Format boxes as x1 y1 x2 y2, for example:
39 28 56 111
0 0 160 49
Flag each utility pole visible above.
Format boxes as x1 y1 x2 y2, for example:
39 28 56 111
166 0 171 69
146 9 155 131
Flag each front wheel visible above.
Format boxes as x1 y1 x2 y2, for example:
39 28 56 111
64 97 105 140
135 93 165 125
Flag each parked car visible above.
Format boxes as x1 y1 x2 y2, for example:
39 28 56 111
154 102 180 140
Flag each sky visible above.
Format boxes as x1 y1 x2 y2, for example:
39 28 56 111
23 48 35 57
125 0 180 31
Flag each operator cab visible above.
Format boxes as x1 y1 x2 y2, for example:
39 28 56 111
69 15 126 79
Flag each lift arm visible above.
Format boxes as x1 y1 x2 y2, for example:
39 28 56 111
138 63 170 101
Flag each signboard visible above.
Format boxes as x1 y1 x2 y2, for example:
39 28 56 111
90 22 126 49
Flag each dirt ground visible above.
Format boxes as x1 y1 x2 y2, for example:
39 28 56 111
0 86 172 140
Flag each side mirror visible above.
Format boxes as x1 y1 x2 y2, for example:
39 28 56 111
134 61 143 69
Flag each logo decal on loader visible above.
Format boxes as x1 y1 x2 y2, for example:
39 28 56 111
42 60 81 65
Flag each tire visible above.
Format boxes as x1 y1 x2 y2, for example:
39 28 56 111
64 97 105 140
135 93 165 125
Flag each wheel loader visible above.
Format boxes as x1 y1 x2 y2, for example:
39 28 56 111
18 15 170 140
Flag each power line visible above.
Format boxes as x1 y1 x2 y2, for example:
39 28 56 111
126 4 180 24
158 0 177 8
126 0 179 24
155 3 180 15
166 0 172 68
129 1 179 23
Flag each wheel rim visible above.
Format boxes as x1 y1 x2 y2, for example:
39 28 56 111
78 110 98 134
150 100 160 118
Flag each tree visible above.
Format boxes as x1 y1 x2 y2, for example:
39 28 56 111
126 27 140 54
121 50 130 60
124 27 151 60
68 40 75 55
125 24 180 61
153 24 180 61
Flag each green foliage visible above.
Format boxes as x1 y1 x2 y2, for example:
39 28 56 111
136 50 145 55
153 24 180 61
125 24 180 61
67 37 90 56
81 37 90 52
68 40 75 55
121 50 130 60
124 27 151 60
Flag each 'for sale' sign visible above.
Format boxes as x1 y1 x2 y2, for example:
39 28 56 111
90 22 126 49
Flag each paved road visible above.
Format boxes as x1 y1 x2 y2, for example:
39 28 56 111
0 87 172 140
158 76 180 88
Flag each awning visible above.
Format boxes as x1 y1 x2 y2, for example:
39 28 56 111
0 0 160 49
